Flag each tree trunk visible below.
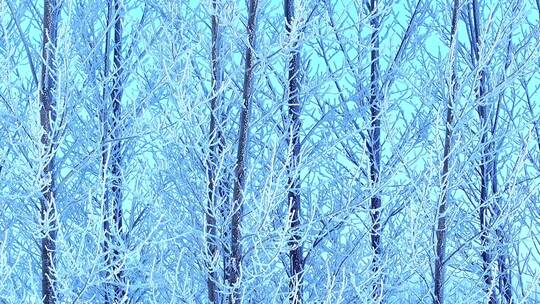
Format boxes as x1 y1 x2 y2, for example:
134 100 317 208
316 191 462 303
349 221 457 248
102 1 125 302
101 1 113 302
39 0 60 303
111 0 125 300
367 0 383 301
434 1 460 303
493 33 514 304
470 1 496 303
228 0 258 303
284 0 303 303
206 0 223 302
492 155 511 304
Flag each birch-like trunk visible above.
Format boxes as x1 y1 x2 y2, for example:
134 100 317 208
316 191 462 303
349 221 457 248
469 1 496 302
206 0 224 302
494 35 514 304
284 0 303 303
228 1 258 302
102 1 125 302
39 0 60 303
367 0 383 301
434 1 460 303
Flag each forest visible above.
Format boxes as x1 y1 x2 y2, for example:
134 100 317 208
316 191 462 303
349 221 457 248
0 0 539 303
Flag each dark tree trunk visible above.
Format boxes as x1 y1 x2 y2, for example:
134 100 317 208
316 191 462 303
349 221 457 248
367 0 383 301
493 32 514 304
102 1 125 302
228 1 258 303
206 0 224 302
284 0 303 303
101 1 113 303
470 2 496 302
110 0 125 300
39 0 60 303
434 1 460 303
492 156 511 304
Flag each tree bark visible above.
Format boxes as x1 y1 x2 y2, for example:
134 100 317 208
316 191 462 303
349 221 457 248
493 32 514 304
228 1 258 303
206 0 223 302
367 0 383 301
110 0 125 300
101 1 113 303
492 155 511 304
39 0 60 303
470 1 496 302
102 1 125 302
284 0 303 303
434 1 460 303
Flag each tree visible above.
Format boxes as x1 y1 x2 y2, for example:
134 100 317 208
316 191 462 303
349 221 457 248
101 0 126 302
39 0 61 303
469 1 496 302
206 0 225 302
284 0 303 303
1 0 540 303
433 0 460 303
367 0 383 301
228 0 259 302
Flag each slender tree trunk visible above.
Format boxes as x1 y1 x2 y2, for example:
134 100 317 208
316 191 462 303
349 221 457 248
367 0 383 301
101 1 113 303
40 1 60 303
206 1 223 302
102 1 125 302
470 2 496 302
493 34 514 304
228 1 258 302
111 0 125 300
284 1 303 303
492 156 511 304
433 1 460 303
